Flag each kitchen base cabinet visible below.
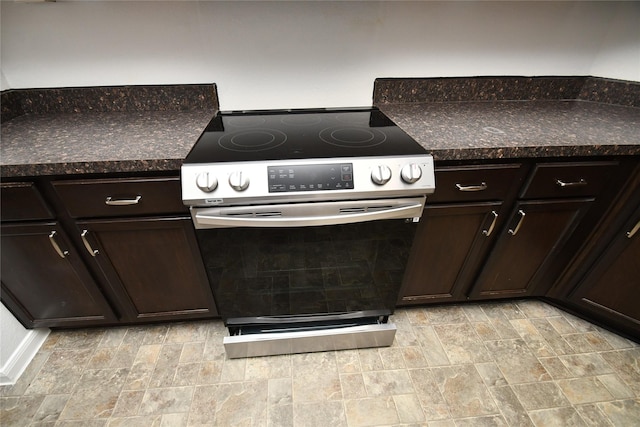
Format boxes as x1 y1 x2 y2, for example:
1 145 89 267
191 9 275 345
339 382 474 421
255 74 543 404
399 159 626 310
52 176 218 324
399 202 502 304
565 203 640 340
469 199 593 299
77 217 218 322
1 174 220 329
0 222 117 328
467 160 621 301
398 163 526 305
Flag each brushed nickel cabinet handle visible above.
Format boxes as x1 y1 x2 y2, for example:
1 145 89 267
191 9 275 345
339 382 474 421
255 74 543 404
508 210 526 236
48 231 69 258
456 182 488 192
105 195 141 206
482 211 498 237
81 230 99 256
555 178 587 187
627 219 640 239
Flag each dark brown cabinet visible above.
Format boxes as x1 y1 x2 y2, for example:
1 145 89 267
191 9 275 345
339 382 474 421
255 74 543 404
0 182 53 222
468 161 619 300
52 177 187 218
399 164 525 305
570 209 640 331
1 183 116 328
1 175 218 329
3 158 636 340
76 217 217 322
565 199 640 340
400 202 502 304
52 176 218 323
469 199 592 299
399 159 623 306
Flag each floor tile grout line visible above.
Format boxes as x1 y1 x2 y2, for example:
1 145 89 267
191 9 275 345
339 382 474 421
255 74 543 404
134 326 167 417
42 332 109 423
24 351 59 425
406 364 453 421
589 349 640 400
474 364 516 424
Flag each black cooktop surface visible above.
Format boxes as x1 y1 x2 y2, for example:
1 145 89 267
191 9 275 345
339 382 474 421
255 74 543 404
184 108 427 164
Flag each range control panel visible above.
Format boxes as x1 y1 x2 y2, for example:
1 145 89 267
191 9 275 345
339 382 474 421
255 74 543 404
181 155 435 207
268 163 353 192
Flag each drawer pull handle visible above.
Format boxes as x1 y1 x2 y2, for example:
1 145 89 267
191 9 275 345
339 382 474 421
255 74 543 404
627 219 640 239
555 178 587 188
81 230 99 256
105 195 142 206
456 182 488 192
48 231 69 258
508 210 526 236
482 211 498 237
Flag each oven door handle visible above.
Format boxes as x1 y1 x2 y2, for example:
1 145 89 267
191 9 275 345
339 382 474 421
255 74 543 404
192 198 425 228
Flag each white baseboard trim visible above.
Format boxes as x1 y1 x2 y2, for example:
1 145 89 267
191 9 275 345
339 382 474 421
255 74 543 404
0 328 50 386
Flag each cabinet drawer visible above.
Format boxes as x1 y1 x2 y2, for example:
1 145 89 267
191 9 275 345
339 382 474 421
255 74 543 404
1 182 54 222
427 164 523 203
53 177 187 218
521 162 618 200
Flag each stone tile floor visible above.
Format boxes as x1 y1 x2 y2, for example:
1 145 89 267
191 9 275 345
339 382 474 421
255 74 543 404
1 300 639 426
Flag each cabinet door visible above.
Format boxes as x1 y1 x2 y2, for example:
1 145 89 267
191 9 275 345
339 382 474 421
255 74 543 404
568 204 640 339
469 199 592 300
77 217 218 322
0 223 116 328
399 202 502 304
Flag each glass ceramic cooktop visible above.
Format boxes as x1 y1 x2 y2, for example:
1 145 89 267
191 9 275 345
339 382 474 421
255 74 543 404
183 108 427 164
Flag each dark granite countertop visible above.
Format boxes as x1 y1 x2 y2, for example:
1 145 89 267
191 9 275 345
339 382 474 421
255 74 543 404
1 109 216 177
1 84 218 178
1 78 639 179
374 76 640 162
379 100 640 162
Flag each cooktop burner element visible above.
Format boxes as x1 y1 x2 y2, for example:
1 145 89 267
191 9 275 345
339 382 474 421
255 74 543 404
218 129 288 152
182 107 435 208
319 126 387 148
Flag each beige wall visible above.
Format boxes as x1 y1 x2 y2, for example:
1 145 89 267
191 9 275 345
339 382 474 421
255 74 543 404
1 1 639 110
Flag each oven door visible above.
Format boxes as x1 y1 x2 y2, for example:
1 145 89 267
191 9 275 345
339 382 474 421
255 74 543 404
191 196 424 357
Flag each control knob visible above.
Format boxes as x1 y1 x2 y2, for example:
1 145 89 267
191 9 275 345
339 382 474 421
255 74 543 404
229 171 250 191
195 171 218 193
401 163 422 184
371 165 392 185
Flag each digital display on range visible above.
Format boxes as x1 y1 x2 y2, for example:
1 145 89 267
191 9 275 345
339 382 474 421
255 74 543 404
268 163 354 193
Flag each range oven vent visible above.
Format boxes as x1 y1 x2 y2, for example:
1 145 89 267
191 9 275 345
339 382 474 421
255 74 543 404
339 205 394 214
225 211 283 218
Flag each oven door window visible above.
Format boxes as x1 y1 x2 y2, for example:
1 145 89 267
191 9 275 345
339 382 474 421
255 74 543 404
195 220 417 319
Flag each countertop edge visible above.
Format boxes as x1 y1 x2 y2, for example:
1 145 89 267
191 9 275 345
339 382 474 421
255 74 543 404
427 145 640 163
0 159 185 179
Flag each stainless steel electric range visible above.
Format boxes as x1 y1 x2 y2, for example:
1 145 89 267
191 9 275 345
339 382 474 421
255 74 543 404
181 107 435 358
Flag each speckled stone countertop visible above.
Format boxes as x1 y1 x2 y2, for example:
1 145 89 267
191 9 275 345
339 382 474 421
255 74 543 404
2 78 639 178
375 76 640 162
379 100 640 161
1 84 218 178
